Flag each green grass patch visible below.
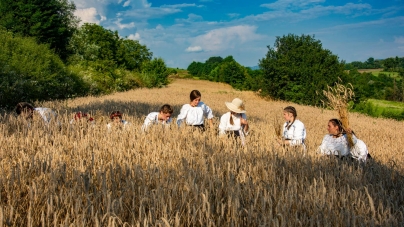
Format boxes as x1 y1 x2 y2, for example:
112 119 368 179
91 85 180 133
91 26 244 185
371 71 400 78
353 99 404 120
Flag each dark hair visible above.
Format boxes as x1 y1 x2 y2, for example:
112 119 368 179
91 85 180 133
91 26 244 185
190 90 201 101
284 106 297 130
16 102 34 116
160 104 173 114
329 118 345 134
110 111 122 119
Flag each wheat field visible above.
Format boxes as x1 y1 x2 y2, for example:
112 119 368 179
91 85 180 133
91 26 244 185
0 79 403 226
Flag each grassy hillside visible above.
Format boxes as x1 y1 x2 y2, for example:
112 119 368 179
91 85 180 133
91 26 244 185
1 78 403 226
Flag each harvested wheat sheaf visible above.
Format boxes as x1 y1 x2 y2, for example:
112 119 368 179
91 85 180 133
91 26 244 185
0 79 403 226
322 81 355 147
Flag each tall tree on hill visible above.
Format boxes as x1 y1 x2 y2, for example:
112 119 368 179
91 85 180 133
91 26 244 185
259 34 346 105
0 0 79 61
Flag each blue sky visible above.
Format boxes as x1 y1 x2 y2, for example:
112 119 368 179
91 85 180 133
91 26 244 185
72 0 404 69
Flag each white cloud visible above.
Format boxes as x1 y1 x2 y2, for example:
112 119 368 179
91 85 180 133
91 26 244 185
189 25 264 52
128 33 141 40
394 36 404 44
115 18 135 29
161 3 199 8
74 7 102 25
123 0 130 7
176 14 203 23
185 46 203 52
227 13 240 18
261 0 325 10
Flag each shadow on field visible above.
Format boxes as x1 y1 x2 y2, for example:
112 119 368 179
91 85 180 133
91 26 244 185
68 100 185 119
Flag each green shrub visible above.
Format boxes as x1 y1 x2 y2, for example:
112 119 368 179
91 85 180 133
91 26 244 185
0 29 85 108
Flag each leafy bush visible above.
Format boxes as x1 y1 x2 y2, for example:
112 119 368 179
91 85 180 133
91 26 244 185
0 29 85 108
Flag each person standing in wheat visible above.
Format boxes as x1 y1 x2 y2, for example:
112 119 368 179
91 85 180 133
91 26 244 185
277 106 306 149
176 90 214 131
218 98 249 146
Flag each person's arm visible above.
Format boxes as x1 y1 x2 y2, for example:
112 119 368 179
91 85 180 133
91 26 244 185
176 105 188 127
289 122 305 146
141 113 153 131
240 113 249 134
218 113 228 135
203 104 214 127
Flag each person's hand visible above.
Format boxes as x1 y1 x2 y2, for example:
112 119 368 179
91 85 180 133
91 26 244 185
346 128 353 134
240 118 248 125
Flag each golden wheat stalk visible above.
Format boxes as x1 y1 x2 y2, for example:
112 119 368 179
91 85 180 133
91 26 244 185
322 80 355 147
274 115 282 137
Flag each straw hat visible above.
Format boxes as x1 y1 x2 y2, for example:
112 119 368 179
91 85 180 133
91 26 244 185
225 98 246 113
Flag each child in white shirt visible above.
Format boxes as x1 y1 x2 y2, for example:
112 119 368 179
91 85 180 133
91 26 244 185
142 104 173 132
107 111 129 130
278 106 306 148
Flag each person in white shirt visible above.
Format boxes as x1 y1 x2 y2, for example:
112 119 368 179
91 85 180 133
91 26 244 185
142 104 173 132
15 102 58 126
277 106 306 148
107 111 129 130
176 90 214 131
218 98 249 145
318 118 370 162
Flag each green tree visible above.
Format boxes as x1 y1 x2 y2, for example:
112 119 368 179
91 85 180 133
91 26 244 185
0 0 79 61
68 23 152 71
259 34 346 105
0 29 84 108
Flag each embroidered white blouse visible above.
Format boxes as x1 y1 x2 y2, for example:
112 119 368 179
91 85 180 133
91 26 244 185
176 102 213 126
218 112 248 135
350 139 369 162
142 112 172 131
35 107 58 123
319 134 358 156
282 120 306 146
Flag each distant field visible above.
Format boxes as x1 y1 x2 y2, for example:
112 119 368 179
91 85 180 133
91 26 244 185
358 68 400 78
368 98 404 109
354 98 404 120
168 68 191 79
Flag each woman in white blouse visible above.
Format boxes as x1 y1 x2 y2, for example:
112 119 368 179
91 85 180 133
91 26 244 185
176 90 214 131
318 118 370 161
278 106 306 148
218 98 249 145
318 118 356 157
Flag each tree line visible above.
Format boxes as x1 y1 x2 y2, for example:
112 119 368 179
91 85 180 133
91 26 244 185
345 57 404 72
0 0 171 108
187 34 404 119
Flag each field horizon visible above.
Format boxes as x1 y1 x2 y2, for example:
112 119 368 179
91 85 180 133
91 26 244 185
1 78 403 226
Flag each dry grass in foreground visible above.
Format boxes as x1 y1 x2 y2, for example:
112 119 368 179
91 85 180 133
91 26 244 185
0 79 403 226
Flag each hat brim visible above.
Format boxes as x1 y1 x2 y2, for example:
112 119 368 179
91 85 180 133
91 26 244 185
225 102 246 113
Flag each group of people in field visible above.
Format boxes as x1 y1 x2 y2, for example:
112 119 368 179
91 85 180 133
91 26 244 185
15 89 370 162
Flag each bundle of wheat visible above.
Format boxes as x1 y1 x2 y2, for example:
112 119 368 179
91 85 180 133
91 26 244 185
322 81 355 147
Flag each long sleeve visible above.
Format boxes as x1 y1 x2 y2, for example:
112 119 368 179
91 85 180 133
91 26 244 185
142 112 158 131
218 112 230 135
283 120 306 146
176 104 189 127
203 104 214 119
